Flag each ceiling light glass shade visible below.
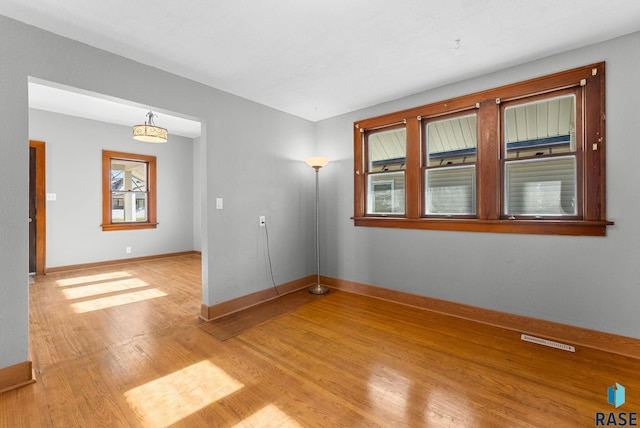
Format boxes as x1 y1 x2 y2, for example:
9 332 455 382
133 111 168 143
305 156 329 169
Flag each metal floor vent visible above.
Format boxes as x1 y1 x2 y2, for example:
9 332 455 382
521 334 576 352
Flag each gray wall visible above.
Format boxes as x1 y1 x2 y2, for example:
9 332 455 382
316 31 640 340
203 98 317 304
0 15 315 370
29 109 195 267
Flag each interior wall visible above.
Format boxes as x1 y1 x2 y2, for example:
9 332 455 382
203 96 317 304
316 31 640 340
28 109 195 267
0 15 316 370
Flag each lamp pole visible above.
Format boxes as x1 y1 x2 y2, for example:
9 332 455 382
306 157 329 295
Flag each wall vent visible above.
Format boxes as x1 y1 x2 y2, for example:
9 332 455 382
521 334 576 352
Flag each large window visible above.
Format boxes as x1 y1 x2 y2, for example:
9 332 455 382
102 150 157 231
353 63 612 236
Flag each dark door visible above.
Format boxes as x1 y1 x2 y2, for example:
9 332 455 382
29 146 37 273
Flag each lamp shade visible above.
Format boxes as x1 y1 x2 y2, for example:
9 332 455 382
133 111 168 143
305 156 329 169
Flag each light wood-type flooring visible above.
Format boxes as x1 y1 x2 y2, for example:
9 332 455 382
1 253 638 427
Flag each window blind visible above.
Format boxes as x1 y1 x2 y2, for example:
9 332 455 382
425 166 476 215
505 156 576 216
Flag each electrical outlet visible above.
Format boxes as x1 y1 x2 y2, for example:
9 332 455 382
259 216 266 227
126 246 132 254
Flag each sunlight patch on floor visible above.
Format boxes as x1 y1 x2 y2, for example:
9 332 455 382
61 278 149 300
71 288 167 313
125 360 244 427
56 271 132 287
232 404 302 428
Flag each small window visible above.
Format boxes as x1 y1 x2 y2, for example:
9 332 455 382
102 150 157 231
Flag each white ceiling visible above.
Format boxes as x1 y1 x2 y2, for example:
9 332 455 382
3 0 640 125
28 80 202 138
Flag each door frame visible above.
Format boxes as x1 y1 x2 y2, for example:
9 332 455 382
29 140 46 275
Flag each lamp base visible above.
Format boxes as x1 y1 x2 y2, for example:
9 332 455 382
308 284 329 295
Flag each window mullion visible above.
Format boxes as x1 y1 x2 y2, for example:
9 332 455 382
477 100 500 220
405 117 421 219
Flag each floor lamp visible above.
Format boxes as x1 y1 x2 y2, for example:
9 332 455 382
305 156 329 295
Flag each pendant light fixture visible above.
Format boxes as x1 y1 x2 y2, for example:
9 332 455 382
132 111 168 143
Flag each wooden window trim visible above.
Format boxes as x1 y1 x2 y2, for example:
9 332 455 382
101 150 157 231
353 62 613 236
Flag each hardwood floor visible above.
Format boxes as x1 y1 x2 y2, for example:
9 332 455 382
1 253 638 427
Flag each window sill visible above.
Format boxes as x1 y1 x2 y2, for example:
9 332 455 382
352 217 613 236
101 222 158 232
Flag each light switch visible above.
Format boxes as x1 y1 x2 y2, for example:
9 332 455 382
46 193 57 201
216 198 223 209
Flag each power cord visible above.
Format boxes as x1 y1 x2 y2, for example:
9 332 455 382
263 221 280 296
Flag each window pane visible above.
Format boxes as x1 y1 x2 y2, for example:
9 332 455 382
505 156 576 216
367 172 405 214
368 128 406 172
426 114 476 166
504 95 576 159
111 192 148 223
111 159 148 191
111 192 125 222
425 166 476 215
